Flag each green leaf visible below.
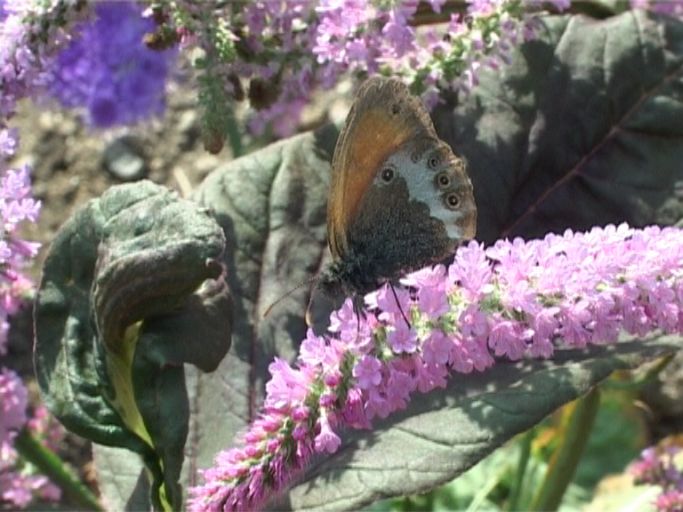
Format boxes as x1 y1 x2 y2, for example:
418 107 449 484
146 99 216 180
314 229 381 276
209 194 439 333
91 445 148 511
435 11 683 243
34 181 230 510
184 124 338 473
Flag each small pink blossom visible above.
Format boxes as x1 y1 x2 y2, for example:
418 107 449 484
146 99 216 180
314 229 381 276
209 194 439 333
631 444 683 512
264 359 314 410
422 331 451 365
655 489 683 512
385 366 415 411
353 355 382 389
314 411 341 454
387 322 418 354
488 319 530 360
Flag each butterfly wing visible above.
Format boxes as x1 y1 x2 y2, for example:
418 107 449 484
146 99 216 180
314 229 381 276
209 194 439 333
327 77 438 260
312 77 476 332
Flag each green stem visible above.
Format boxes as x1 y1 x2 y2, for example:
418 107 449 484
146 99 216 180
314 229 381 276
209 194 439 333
13 428 102 511
224 106 244 158
529 387 601 511
604 353 675 391
466 463 506 512
507 428 534 511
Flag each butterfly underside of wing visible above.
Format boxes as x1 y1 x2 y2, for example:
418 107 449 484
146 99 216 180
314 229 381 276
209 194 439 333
309 77 476 332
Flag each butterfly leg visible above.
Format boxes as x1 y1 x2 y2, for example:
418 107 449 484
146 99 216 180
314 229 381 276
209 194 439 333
351 294 368 338
389 282 411 329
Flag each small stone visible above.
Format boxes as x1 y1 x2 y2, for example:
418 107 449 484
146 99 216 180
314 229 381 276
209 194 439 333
103 136 148 181
178 110 198 135
194 154 221 175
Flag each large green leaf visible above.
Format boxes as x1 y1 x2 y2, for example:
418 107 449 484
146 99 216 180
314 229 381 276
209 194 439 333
434 11 683 243
184 125 338 470
34 181 231 510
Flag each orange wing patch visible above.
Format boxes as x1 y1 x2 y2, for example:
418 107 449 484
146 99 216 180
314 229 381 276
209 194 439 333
337 109 413 233
327 78 436 259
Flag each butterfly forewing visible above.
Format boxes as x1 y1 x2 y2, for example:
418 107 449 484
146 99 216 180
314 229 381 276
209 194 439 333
327 78 438 260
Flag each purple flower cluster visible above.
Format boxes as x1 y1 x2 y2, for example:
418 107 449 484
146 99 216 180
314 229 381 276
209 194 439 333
0 128 41 355
0 142 53 508
1 0 82 354
1 3 74 507
312 0 570 107
45 1 175 128
631 445 683 512
1 370 62 508
155 0 569 139
0 368 27 449
189 224 683 511
0 0 86 120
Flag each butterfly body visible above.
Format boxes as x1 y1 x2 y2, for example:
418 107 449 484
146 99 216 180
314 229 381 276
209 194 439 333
309 77 476 328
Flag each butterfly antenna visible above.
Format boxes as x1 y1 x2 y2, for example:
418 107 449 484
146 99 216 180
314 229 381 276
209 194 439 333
390 282 411 329
263 276 317 319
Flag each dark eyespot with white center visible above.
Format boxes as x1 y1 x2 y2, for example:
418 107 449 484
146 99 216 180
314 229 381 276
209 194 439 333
381 167 395 183
436 172 450 189
428 155 440 169
445 192 460 209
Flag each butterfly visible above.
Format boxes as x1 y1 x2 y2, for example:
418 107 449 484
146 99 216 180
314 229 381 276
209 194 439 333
307 76 477 331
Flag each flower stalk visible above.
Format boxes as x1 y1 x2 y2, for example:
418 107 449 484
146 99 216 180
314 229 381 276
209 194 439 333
189 224 683 511
529 387 601 511
13 428 102 511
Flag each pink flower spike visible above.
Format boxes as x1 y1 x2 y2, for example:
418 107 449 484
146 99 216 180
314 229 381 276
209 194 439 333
366 283 411 323
191 224 683 511
299 328 327 366
324 370 342 387
266 438 280 454
291 406 309 422
243 430 264 444
385 363 416 411
342 387 370 429
265 358 314 409
416 361 448 393
320 393 336 408
292 424 309 442
488 319 530 361
244 444 263 458
1 368 28 442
